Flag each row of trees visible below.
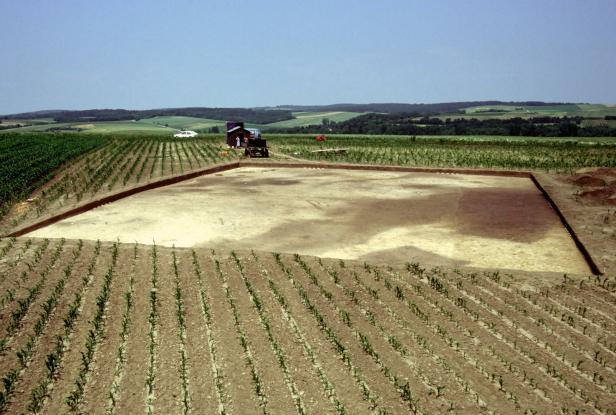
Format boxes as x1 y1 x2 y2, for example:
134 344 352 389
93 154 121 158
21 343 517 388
43 108 294 125
275 113 616 137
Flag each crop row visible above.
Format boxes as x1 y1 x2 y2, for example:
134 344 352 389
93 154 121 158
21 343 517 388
273 134 616 172
2 135 239 231
1 241 614 414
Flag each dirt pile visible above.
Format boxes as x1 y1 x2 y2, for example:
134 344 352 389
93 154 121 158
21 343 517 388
571 168 616 205
571 174 606 187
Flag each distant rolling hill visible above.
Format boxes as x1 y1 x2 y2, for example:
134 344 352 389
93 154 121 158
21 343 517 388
2 102 615 135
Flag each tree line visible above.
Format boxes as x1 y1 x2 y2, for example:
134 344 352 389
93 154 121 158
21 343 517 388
275 113 616 137
3 108 294 125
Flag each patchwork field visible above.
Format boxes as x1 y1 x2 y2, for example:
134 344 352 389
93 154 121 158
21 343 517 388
0 111 366 135
264 112 365 128
446 103 616 120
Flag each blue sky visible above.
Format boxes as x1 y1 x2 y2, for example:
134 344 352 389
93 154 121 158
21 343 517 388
1 0 615 113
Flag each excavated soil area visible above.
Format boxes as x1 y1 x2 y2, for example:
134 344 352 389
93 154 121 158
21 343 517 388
27 167 590 273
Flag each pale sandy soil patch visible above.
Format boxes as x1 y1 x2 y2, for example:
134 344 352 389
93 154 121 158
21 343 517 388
27 167 589 273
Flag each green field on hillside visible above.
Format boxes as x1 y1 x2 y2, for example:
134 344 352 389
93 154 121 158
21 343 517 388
5 121 174 135
2 105 615 135
447 103 616 120
136 116 225 131
0 111 366 134
263 111 365 128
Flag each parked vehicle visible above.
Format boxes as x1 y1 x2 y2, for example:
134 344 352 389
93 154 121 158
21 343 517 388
173 130 198 138
225 122 269 158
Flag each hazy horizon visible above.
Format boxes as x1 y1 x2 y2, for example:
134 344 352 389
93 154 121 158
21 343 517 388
1 0 615 114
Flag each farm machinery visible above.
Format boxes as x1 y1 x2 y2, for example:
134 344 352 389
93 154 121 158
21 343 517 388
225 121 269 158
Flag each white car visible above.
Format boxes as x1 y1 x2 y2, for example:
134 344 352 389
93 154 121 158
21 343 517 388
173 130 198 138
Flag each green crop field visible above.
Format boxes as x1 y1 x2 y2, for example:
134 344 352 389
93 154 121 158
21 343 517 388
0 112 365 135
263 111 365 128
136 116 226 131
0 121 173 135
0 133 109 217
443 103 616 120
268 133 616 172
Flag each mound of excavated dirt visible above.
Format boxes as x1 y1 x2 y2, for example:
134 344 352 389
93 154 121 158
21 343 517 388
571 174 607 187
570 169 616 205
591 167 616 176
580 188 616 204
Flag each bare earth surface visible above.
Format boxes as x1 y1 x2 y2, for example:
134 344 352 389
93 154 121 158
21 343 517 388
536 168 616 275
0 241 614 415
27 167 589 274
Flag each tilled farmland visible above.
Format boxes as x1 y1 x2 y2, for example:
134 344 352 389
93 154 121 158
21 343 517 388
1 238 615 414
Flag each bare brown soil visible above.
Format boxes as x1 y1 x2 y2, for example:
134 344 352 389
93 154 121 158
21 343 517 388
536 168 616 275
0 241 614 414
23 167 590 275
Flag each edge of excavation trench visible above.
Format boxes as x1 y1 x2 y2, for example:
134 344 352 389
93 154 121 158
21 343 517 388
6 159 602 275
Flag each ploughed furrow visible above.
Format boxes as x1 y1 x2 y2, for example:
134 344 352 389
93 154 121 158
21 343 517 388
9 240 101 413
571 284 616 353
180 142 194 171
177 250 219 414
211 253 270 413
146 245 185 414
0 240 89 413
185 142 202 168
174 142 184 173
400 265 600 413
465 273 616 391
227 252 305 414
80 244 135 414
101 244 137 414
104 140 143 192
199 253 262 413
24 240 102 413
353 261 577 414
41 243 116 414
0 239 50 313
134 140 156 184
2 241 615 414
309 256 497 414
148 141 161 180
0 238 31 288
0 238 18 263
272 253 411 414
162 141 172 176
0 240 64 345
63 242 120 413
546 280 616 336
0 239 67 353
247 251 365 414
363 262 578 411
422 269 616 412
292 254 537 415
516 280 616 368
171 249 191 414
113 245 153 415
387 265 608 414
